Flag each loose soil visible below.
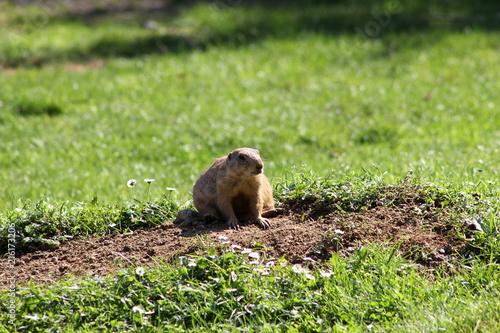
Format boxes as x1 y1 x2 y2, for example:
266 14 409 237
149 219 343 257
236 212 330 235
1 204 467 286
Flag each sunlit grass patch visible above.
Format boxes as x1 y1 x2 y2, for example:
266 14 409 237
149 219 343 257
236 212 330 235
2 243 499 332
0 193 179 255
1 27 499 206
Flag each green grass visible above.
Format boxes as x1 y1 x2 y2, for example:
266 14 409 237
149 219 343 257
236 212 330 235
1 171 499 331
1 1 500 332
2 171 498 259
0 195 179 254
0 2 499 207
2 244 500 332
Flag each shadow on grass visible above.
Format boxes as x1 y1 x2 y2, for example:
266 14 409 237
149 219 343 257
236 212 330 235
4 0 500 67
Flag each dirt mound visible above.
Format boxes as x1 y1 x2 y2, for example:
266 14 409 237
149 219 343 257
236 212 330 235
1 202 466 286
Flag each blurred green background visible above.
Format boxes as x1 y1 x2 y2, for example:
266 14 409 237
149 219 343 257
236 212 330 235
1 0 499 208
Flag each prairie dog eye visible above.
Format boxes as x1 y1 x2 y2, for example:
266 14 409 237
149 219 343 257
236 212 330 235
238 155 246 161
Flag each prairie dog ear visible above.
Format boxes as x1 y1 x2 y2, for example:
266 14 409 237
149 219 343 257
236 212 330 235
228 150 237 160
249 148 260 156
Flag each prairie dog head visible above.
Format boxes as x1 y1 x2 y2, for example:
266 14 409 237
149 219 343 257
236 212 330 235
227 148 264 176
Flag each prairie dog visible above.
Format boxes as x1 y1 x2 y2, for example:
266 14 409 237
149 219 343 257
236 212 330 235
193 148 275 229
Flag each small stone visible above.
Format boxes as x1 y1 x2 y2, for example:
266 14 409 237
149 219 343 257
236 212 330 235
173 209 200 226
439 245 453 255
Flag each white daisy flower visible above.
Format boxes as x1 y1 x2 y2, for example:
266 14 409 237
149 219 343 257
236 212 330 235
132 305 146 314
320 270 333 278
135 267 145 276
248 252 260 260
292 264 306 274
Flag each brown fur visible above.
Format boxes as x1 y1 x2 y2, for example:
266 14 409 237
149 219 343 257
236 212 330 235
193 148 275 229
